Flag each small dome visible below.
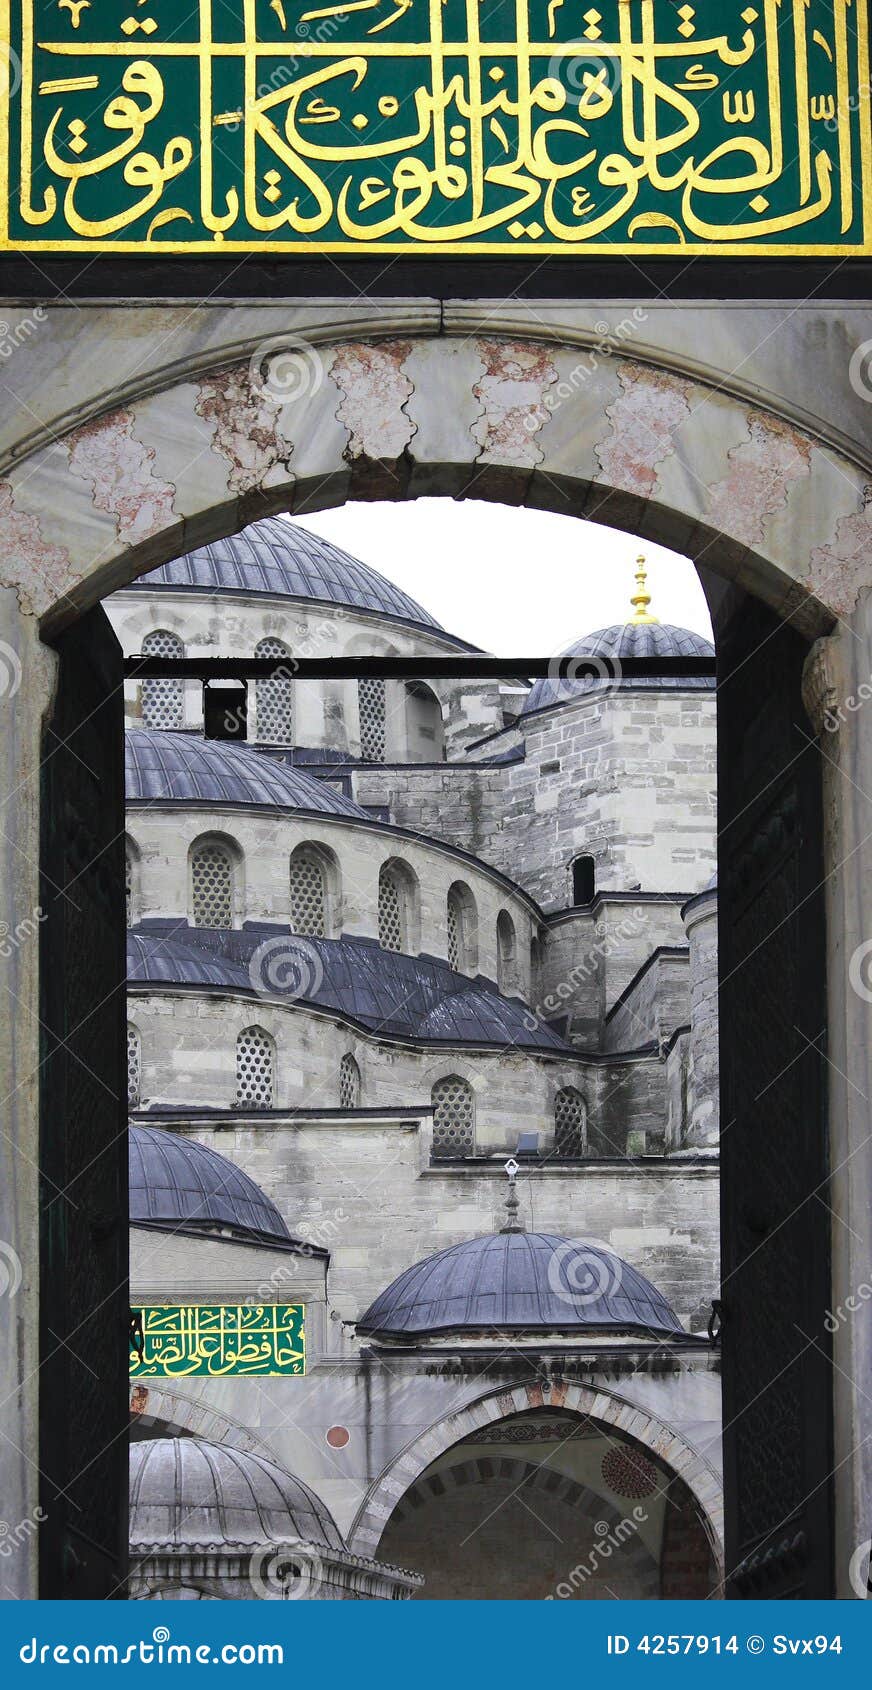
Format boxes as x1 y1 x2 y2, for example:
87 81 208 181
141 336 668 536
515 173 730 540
130 516 443 634
358 1232 684 1340
523 622 714 716
129 1437 344 1550
126 730 368 817
129 1124 291 1246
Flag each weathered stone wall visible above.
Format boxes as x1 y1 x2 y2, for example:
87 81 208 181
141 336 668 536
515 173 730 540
603 950 690 1054
682 889 720 1149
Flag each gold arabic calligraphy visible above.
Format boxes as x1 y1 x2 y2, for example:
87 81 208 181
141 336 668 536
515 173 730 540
5 0 870 253
129 1304 306 1377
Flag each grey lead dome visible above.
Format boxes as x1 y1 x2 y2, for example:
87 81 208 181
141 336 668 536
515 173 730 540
129 1437 345 1550
129 1124 291 1246
523 621 715 716
130 514 443 633
357 1231 685 1340
126 729 369 817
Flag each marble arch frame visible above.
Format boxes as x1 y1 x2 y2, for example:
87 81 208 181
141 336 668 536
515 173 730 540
346 1379 725 1584
1 311 870 1597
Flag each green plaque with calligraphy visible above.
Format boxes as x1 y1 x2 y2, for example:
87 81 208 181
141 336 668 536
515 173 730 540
2 0 870 255
130 1304 306 1377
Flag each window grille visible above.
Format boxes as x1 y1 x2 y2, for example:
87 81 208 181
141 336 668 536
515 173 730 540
125 844 134 928
432 1075 475 1157
289 850 326 937
141 629 184 729
255 638 294 743
497 910 517 993
554 1087 587 1157
236 1026 274 1107
359 677 387 761
127 1026 141 1108
447 893 460 971
378 865 404 953
191 841 233 928
339 1053 361 1109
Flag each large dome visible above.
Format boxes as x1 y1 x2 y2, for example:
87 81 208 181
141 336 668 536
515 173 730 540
129 1437 344 1550
357 1232 684 1340
523 622 714 716
126 730 368 817
131 516 444 634
129 1124 293 1247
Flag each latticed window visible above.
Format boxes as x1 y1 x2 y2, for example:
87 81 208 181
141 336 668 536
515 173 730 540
432 1075 475 1157
290 849 326 937
358 677 387 760
255 638 294 744
236 1026 274 1107
141 629 184 729
339 1053 361 1109
554 1087 587 1157
127 1026 141 1108
191 840 234 927
378 864 405 953
497 910 517 993
447 893 460 971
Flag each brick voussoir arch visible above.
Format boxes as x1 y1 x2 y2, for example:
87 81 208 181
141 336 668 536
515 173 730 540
347 1378 725 1577
128 1382 276 1461
0 332 867 634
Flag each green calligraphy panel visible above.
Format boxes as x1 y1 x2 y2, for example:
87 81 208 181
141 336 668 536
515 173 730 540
130 1304 306 1377
2 0 870 254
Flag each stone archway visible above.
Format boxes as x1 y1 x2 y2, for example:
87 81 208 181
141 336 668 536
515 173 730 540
347 1379 724 1582
128 1384 274 1459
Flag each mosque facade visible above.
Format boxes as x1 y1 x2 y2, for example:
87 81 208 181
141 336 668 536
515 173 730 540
110 517 722 1601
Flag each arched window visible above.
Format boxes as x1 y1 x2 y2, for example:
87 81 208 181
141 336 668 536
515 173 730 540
572 855 596 906
125 836 139 928
339 1053 361 1109
554 1087 587 1157
378 860 416 954
447 882 478 975
496 909 518 994
236 1026 275 1107
141 629 184 729
127 1025 141 1108
190 838 235 928
289 846 327 937
255 638 294 744
358 677 387 761
405 681 444 761
432 1075 475 1157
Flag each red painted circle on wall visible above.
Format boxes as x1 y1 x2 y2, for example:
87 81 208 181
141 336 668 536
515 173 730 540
326 1425 350 1449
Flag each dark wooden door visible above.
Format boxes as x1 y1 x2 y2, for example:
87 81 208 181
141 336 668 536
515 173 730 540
39 607 128 1598
718 593 832 1597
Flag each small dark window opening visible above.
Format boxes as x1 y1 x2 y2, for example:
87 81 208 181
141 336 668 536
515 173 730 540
572 855 596 906
204 681 248 741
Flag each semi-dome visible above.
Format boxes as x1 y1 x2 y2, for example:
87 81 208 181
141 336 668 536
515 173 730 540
127 926 570 1053
357 1232 685 1340
129 1437 344 1550
129 1124 292 1246
126 729 368 817
130 515 445 635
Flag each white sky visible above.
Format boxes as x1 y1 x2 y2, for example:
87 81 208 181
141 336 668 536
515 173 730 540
295 500 712 653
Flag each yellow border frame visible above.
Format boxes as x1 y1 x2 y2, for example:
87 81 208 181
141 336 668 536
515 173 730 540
2 0 871 258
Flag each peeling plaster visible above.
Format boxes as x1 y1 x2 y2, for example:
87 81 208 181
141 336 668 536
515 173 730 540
195 364 294 495
706 410 812 550
332 342 415 461
66 408 177 547
472 341 559 466
0 481 71 614
808 484 872 618
596 362 692 497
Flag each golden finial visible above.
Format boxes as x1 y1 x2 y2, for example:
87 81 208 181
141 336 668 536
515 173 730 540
629 554 659 625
